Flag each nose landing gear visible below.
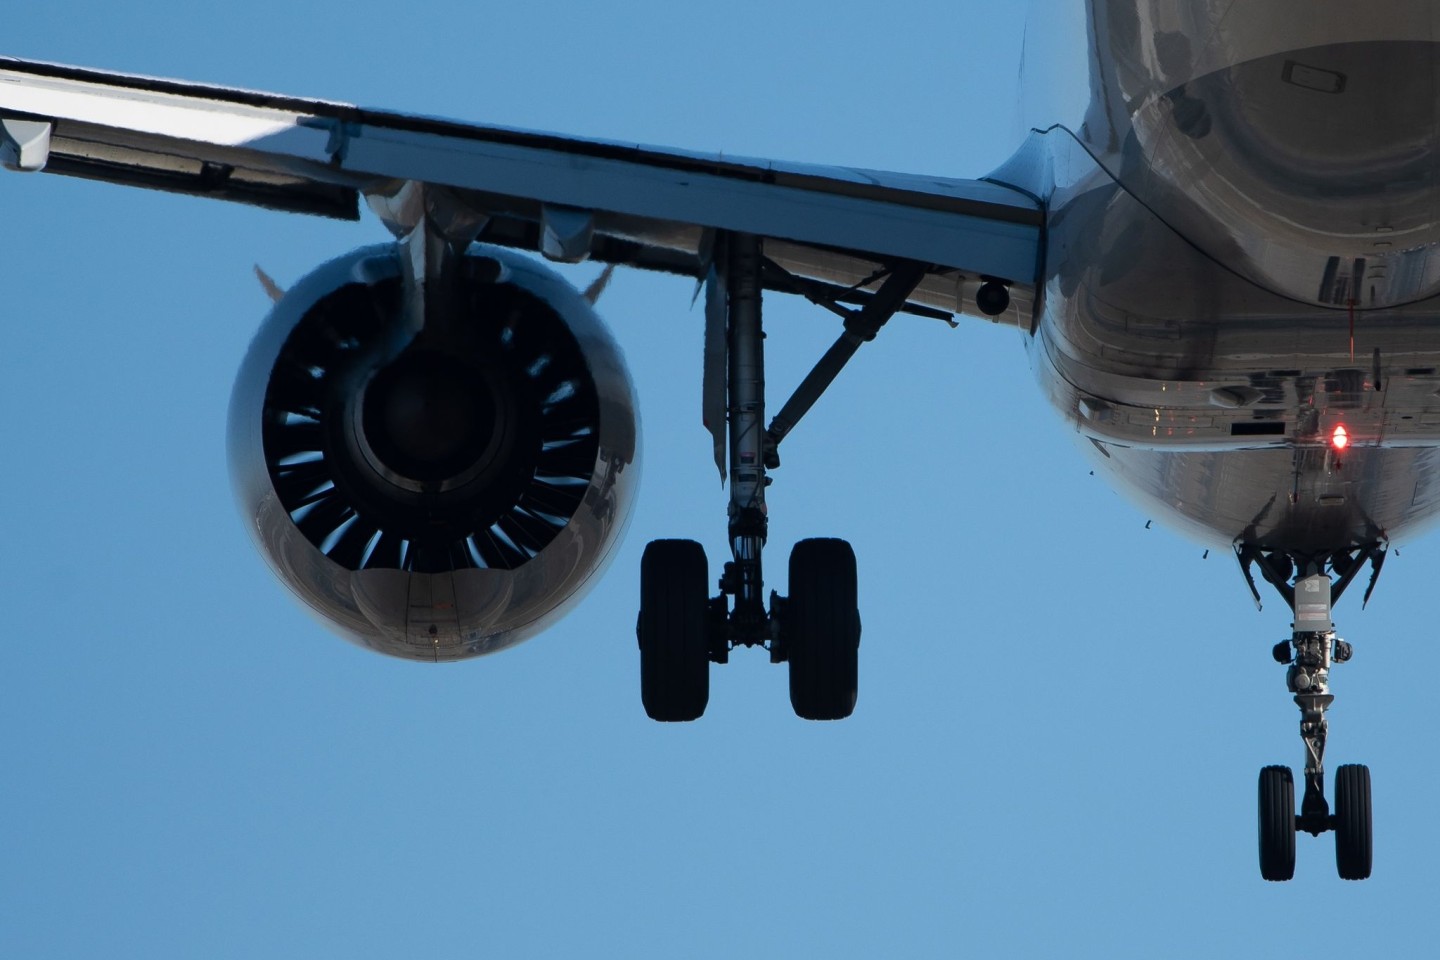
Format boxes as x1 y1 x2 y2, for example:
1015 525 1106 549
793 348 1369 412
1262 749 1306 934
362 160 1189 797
1243 556 1379 881
1259 628 1372 881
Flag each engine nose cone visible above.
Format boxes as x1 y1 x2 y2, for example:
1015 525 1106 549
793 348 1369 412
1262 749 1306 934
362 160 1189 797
362 352 496 483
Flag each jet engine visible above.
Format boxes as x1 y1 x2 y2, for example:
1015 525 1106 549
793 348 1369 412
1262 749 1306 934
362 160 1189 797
227 244 639 661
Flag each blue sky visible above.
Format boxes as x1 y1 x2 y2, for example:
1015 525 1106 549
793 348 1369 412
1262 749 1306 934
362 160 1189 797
4 2 1438 957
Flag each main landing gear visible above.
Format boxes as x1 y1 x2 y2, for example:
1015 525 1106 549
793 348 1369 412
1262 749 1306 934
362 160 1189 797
637 232 931 722
1239 544 1384 881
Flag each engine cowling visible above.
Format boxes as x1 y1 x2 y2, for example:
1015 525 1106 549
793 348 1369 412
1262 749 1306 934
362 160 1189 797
228 244 639 661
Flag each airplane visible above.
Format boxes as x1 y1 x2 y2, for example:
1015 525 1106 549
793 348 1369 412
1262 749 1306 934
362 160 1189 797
2 1 1429 883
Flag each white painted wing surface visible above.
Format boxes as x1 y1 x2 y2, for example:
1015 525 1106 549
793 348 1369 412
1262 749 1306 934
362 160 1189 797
0 56 1042 320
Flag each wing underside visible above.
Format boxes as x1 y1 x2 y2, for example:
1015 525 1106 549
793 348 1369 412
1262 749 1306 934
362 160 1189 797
0 56 1042 323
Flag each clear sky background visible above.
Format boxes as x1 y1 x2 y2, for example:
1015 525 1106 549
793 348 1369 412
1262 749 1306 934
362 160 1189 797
4 3 1438 957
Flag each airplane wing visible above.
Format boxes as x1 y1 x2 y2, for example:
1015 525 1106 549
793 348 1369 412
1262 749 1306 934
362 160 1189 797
0 56 1042 324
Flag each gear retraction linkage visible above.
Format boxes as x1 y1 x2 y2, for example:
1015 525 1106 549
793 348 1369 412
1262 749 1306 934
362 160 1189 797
763 260 928 467
707 236 931 649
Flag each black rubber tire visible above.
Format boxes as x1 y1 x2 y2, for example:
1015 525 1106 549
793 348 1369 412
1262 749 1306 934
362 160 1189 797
1258 765 1296 882
786 538 860 721
1334 764 1373 881
637 539 710 722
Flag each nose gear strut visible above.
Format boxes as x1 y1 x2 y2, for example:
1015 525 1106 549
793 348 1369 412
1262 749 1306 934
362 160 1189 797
1241 549 1376 881
1277 625 1346 836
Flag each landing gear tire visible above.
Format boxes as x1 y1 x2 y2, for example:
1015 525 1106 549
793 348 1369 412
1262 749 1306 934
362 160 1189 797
638 539 710 722
1334 763 1373 881
1258 765 1296 882
785 538 860 721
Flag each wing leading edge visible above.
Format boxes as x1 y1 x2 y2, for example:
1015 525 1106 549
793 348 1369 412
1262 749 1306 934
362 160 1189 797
0 56 1042 321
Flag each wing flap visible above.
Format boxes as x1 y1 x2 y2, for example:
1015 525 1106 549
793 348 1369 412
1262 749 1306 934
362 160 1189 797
41 128 361 218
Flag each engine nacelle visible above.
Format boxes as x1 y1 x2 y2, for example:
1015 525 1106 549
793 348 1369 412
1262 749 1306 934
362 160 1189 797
228 244 639 661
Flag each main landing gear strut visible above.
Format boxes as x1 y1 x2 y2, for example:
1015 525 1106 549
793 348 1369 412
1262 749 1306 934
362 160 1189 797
1239 544 1384 881
637 232 933 722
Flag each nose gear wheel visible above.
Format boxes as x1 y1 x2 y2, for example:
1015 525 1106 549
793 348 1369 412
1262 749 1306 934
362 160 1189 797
1334 763 1373 881
1258 765 1296 882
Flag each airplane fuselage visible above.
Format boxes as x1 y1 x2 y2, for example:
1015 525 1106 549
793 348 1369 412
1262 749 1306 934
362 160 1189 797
1000 1 1440 554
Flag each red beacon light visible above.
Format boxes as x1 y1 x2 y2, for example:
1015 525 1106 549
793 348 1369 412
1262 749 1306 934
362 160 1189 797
1331 424 1350 451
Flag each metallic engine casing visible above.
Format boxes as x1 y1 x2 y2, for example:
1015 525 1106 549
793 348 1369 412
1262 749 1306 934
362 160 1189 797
228 244 639 661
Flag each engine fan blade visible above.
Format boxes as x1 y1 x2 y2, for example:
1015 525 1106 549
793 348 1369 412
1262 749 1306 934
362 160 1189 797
265 360 325 420
495 510 557 557
469 528 528 569
271 458 333 508
520 477 586 517
365 532 406 570
294 491 354 545
445 539 480 570
262 418 324 463
539 390 596 435
326 516 379 569
535 441 598 479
